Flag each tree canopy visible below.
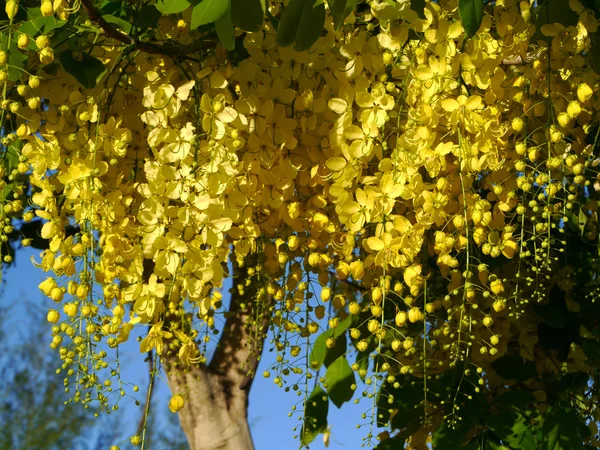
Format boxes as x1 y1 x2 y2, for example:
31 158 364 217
2 0 600 448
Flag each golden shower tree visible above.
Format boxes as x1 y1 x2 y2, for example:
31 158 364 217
1 0 600 448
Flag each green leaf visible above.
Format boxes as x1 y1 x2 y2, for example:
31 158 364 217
485 411 540 450
301 384 329 446
543 406 583 450
410 0 426 19
59 51 106 89
293 0 325 51
458 0 483 37
156 0 192 14
328 0 359 30
276 0 326 51
102 14 133 34
492 390 536 410
491 355 537 382
432 417 474 450
137 5 161 29
325 356 355 408
309 315 351 370
231 0 265 32
190 0 229 30
0 33 27 82
5 144 21 175
215 2 235 50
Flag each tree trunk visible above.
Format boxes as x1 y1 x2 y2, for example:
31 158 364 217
165 364 254 450
161 257 271 450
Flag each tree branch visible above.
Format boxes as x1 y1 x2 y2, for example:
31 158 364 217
79 0 217 57
209 255 273 394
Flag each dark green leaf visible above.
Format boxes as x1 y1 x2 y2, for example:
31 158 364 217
492 390 536 410
276 0 305 47
534 303 567 328
156 0 192 14
432 417 474 450
485 411 539 450
190 0 229 30
0 33 27 82
59 51 106 89
543 406 583 450
581 339 600 367
137 5 161 29
231 0 265 32
215 2 235 50
293 0 325 51
309 315 351 370
102 14 133 34
491 355 537 382
458 0 483 37
301 384 329 446
411 0 426 19
531 0 578 44
328 0 359 30
325 356 355 408
373 434 406 450
276 0 326 51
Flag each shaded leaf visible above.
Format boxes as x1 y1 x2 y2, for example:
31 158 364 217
301 384 329 446
309 315 351 370
325 356 355 408
328 0 359 30
137 5 161 29
215 2 235 50
491 355 537 382
156 0 192 14
543 405 583 450
191 0 229 30
231 0 264 32
59 51 106 89
458 0 483 37
276 0 325 51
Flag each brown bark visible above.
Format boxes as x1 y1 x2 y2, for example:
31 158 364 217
161 257 271 450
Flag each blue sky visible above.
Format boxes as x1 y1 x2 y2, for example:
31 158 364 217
2 245 375 450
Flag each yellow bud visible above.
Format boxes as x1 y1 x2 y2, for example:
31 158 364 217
47 309 60 323
39 47 54 64
287 235 299 251
490 279 505 295
320 286 331 302
169 394 185 413
40 0 53 16
482 315 493 327
492 299 506 312
5 0 18 19
63 303 78 317
577 83 593 102
307 322 319 334
490 335 500 346
39 277 57 296
372 287 382 305
0 51 6 64
403 338 414 350
395 311 407 327
407 307 424 323
350 328 361 339
17 34 30 50
35 35 49 49
357 339 368 352
367 319 379 334
511 117 524 132
28 76 40 89
349 301 360 315
391 339 401 351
